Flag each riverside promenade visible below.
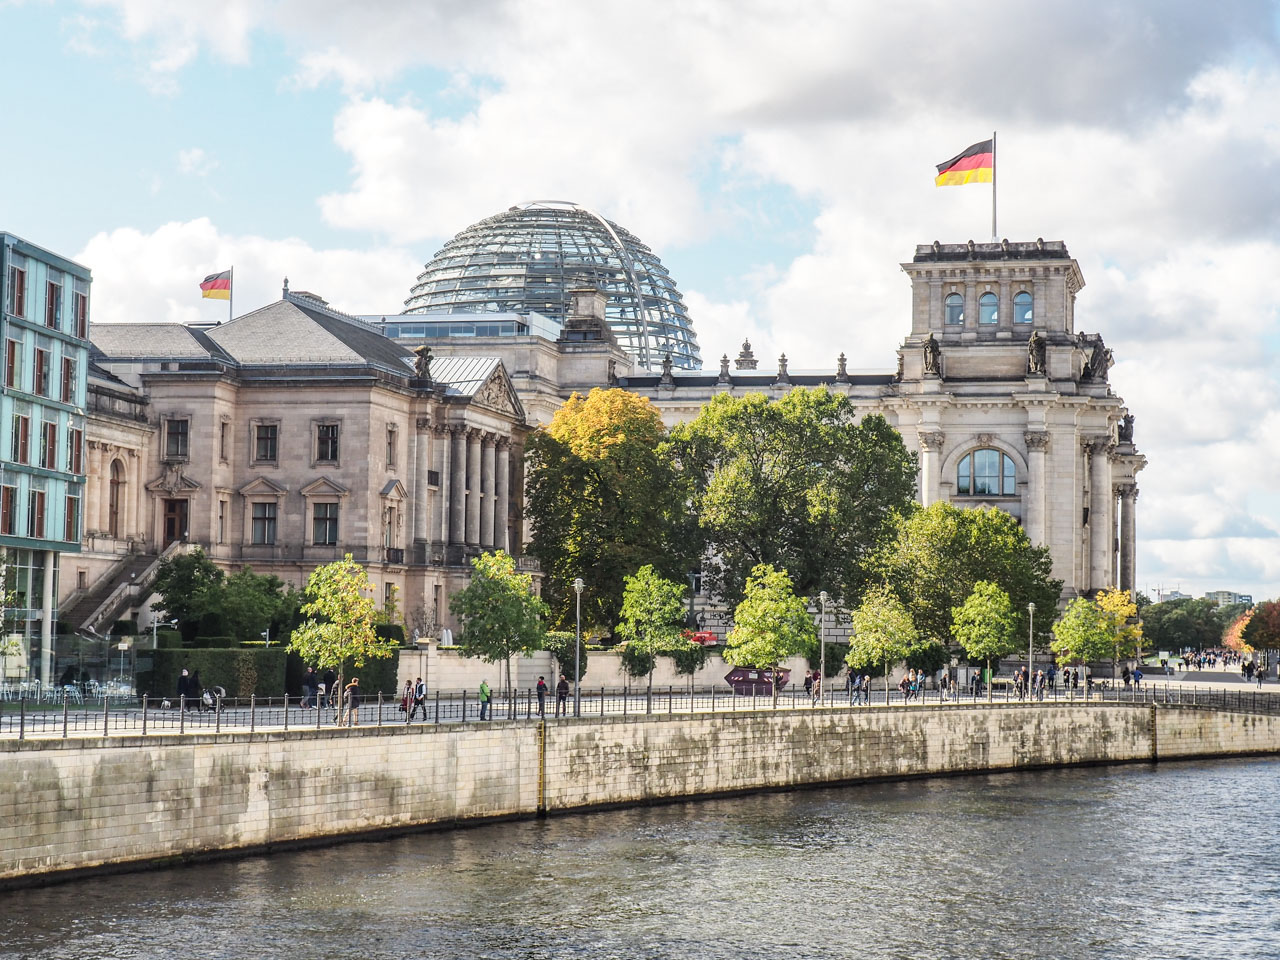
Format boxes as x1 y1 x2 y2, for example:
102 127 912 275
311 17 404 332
4 694 1280 889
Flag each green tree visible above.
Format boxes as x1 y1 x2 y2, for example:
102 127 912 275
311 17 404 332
616 564 687 702
526 388 697 634
450 550 548 692
1096 587 1142 670
543 630 588 683
1050 596 1114 674
288 555 391 717
151 548 224 642
951 580 1018 700
1244 600 1280 654
668 389 917 607
724 564 818 706
1140 598 1222 652
845 585 918 703
221 567 291 644
875 501 1062 650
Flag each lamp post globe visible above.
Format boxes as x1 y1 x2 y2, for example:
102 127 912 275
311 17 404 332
573 578 585 717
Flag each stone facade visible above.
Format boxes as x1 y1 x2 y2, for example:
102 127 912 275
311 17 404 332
79 289 531 635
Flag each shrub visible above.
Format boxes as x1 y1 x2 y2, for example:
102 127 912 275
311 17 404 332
154 629 183 649
111 619 138 635
375 623 406 646
544 630 588 682
136 648 287 699
193 635 237 650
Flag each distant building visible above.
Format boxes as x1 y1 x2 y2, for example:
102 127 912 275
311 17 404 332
1204 590 1252 607
1 233 91 682
1156 589 1192 603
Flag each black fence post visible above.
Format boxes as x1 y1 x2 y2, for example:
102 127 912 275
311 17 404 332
216 695 222 733
62 693 69 739
142 694 148 736
284 695 289 733
103 696 110 737
19 697 25 741
377 691 384 727
462 689 467 723
435 690 440 724
250 694 256 734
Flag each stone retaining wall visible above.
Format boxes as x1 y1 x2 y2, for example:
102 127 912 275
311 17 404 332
3 703 1278 887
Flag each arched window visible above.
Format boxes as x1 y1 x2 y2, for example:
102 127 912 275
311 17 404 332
108 459 124 538
978 292 998 324
1014 291 1033 323
944 293 964 324
957 449 1017 496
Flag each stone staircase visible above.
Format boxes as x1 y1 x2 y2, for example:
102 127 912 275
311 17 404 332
61 545 181 633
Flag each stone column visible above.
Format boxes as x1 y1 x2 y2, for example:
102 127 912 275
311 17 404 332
1117 483 1138 596
450 427 467 545
480 434 496 548
466 429 482 546
97 445 113 534
1088 438 1114 591
124 450 139 540
83 443 99 535
918 431 945 507
435 425 451 544
495 439 510 552
413 418 431 542
1023 431 1050 546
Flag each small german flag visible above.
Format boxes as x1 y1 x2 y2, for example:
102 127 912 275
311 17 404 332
200 269 232 300
935 139 994 187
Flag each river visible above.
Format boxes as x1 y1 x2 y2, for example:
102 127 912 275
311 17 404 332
2 758 1277 959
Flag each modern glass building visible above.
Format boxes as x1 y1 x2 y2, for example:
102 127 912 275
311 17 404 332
1 233 90 685
403 201 702 370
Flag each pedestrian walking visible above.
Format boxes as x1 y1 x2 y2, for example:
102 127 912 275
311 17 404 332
322 668 337 709
408 677 428 721
536 676 548 717
555 674 570 716
862 675 871 704
399 679 413 715
343 677 362 726
301 666 317 709
478 679 491 720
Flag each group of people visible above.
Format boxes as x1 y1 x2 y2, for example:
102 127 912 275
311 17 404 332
299 666 364 724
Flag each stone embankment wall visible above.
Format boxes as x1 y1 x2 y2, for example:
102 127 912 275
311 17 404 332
4 704 1279 887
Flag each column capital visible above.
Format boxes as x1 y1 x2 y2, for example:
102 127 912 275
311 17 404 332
495 437 511 452
918 430 946 452
1023 431 1050 452
415 416 432 432
1113 482 1138 500
466 426 484 441
1083 435 1113 457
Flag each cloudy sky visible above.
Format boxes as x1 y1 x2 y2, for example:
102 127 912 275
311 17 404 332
5 0 1280 601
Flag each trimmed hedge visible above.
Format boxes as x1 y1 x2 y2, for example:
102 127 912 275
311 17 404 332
137 648 286 699
375 623 406 646
154 629 184 650
191 635 237 650
111 619 138 635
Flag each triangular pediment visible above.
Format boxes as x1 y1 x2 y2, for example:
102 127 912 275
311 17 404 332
301 476 350 498
238 476 288 497
380 478 407 500
471 365 525 422
146 465 202 494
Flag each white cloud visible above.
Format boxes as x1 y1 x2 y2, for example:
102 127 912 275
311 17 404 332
77 218 420 326
176 147 217 177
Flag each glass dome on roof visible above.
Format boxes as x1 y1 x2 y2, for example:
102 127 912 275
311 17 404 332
404 201 701 370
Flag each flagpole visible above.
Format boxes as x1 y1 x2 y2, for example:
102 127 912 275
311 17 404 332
991 130 998 242
229 265 234 323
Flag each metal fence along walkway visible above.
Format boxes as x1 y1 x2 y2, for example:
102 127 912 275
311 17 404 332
2 681 1277 742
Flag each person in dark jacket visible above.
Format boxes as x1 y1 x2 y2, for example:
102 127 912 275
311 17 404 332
176 668 192 709
555 674 570 717
536 676 548 717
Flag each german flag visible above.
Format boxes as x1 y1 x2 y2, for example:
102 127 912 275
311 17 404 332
200 269 231 300
935 139 993 187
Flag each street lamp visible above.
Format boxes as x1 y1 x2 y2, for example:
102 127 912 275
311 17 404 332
151 616 178 648
573 578 584 718
261 628 270 648
1027 602 1036 696
818 590 829 706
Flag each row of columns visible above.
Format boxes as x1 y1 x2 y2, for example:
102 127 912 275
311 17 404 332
84 441 139 540
414 421 510 552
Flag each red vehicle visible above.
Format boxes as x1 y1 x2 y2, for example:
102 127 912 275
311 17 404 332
724 666 790 695
689 631 718 646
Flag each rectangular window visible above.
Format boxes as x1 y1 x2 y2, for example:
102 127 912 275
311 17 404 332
0 485 15 535
11 414 29 464
39 421 57 469
33 348 50 396
164 418 189 459
64 495 79 542
251 502 277 545
217 500 226 544
254 423 278 462
74 290 88 338
61 357 75 403
67 427 83 474
383 582 395 614
315 423 339 461
45 280 63 329
219 421 228 461
5 339 19 388
385 425 397 468
312 502 338 545
27 490 45 539
7 263 25 317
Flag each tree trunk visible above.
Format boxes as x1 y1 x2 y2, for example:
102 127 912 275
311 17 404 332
771 662 780 709
986 658 992 703
646 667 654 714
